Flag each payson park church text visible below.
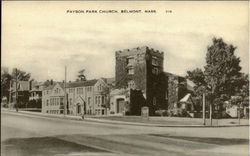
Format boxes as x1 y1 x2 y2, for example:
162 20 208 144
8 46 196 117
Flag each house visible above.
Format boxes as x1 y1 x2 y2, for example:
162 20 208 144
226 105 238 118
67 78 109 116
179 93 195 117
9 81 30 109
42 83 59 114
28 81 44 109
42 78 110 116
179 93 195 111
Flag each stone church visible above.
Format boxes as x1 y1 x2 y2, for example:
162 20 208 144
111 46 192 115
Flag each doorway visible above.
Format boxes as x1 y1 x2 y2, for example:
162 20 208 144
116 98 125 113
76 104 81 115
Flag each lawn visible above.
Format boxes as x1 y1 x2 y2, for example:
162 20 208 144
91 116 249 126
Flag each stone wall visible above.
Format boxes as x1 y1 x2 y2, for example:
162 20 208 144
115 46 167 115
115 46 147 91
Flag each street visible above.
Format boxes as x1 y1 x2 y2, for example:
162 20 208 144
1 111 249 156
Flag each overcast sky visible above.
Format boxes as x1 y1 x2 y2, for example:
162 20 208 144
2 1 249 82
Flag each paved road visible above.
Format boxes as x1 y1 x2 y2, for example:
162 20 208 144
1 111 249 156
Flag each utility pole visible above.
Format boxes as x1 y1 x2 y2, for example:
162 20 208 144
238 102 241 125
209 85 215 126
15 68 18 112
202 93 206 125
8 80 12 109
209 103 212 126
64 66 67 116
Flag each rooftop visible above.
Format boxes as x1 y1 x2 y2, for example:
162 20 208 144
66 79 98 88
11 81 30 92
43 79 99 90
116 46 164 57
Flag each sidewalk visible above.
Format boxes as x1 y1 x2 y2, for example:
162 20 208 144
86 116 249 127
1 108 82 121
1 108 249 128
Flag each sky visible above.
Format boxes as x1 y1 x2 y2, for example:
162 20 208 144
2 1 249 82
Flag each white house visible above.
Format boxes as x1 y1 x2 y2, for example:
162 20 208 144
42 78 110 116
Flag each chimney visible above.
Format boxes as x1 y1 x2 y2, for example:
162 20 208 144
50 79 53 85
29 80 33 90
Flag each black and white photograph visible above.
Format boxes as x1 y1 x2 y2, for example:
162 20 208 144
1 1 249 156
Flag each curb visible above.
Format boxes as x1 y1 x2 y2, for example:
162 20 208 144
1 109 83 121
2 109 249 128
83 118 249 128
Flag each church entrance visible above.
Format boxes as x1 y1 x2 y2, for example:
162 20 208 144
76 103 81 115
117 98 125 113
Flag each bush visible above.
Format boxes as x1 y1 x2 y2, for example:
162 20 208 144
167 110 173 117
154 110 161 116
2 103 9 108
155 110 168 116
221 111 231 118
179 109 189 117
28 99 41 108
167 109 191 117
244 113 249 119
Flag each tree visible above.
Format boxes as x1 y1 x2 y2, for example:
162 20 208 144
1 71 12 102
77 69 87 81
1 68 31 104
204 38 242 98
238 73 249 98
238 74 249 107
186 37 248 122
11 68 31 81
43 79 54 87
187 68 207 96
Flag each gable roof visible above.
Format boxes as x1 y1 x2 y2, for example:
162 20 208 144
43 83 57 90
179 93 194 103
102 77 115 85
12 81 30 91
164 72 183 78
19 81 30 91
66 79 98 88
186 79 195 92
43 79 101 90
110 88 128 95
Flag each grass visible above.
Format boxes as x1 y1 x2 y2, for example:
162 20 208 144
92 116 202 125
92 116 249 126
